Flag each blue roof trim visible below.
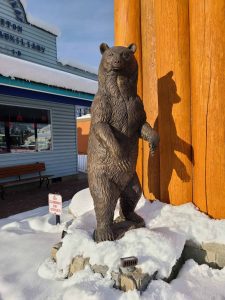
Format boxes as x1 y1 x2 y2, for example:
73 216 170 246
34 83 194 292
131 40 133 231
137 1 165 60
0 75 95 100
0 84 92 106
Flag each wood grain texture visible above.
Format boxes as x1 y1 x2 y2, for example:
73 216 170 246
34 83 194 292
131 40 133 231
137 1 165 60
155 0 193 204
190 0 225 218
114 0 143 185
141 0 160 200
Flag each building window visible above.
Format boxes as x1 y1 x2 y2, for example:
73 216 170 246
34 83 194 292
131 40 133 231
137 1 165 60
76 106 91 118
0 105 52 153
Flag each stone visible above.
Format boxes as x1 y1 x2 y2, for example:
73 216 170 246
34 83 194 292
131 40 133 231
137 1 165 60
202 242 225 254
111 271 120 288
119 267 153 292
120 274 137 292
68 256 90 277
215 253 225 268
91 264 109 277
183 242 207 265
202 242 225 268
206 250 216 263
182 241 225 269
51 242 62 262
61 230 67 239
164 254 185 282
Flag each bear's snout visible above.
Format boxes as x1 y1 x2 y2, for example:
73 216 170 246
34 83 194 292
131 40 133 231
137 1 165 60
112 55 124 70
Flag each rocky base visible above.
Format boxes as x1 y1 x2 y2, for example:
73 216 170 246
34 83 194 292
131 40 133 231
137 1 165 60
50 239 225 292
183 240 225 269
51 246 154 292
118 267 156 292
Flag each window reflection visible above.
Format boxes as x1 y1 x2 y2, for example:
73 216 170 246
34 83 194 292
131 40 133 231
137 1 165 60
37 124 52 151
0 105 52 154
10 123 35 153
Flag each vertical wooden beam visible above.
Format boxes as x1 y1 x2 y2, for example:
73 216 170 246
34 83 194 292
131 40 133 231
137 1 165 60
155 0 192 204
190 0 225 218
141 0 160 200
114 0 143 185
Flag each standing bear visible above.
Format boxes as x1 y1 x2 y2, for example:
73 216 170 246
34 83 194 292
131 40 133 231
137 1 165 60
88 43 159 242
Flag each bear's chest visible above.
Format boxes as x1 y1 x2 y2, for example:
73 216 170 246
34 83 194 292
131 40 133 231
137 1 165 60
110 96 145 137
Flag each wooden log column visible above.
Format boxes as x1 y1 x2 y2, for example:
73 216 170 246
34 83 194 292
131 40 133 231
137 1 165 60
141 0 160 200
114 0 143 185
190 0 225 218
155 0 193 204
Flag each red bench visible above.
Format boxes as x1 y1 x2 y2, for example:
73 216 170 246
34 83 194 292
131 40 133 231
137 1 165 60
0 162 52 199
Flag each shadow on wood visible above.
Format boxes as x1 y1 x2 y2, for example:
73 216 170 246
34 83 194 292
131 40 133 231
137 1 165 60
148 71 194 203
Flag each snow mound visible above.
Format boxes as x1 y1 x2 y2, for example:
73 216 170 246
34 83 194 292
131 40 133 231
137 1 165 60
56 189 186 279
70 188 94 217
56 226 185 279
146 259 225 300
70 188 225 245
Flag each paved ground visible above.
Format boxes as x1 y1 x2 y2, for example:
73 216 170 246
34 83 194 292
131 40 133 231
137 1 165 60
0 173 88 219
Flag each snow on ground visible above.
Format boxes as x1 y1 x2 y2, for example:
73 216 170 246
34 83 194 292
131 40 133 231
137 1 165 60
0 202 71 300
70 189 225 245
0 54 98 95
1 190 225 299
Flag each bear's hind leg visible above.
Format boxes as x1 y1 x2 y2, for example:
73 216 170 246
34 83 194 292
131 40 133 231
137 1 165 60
120 173 145 225
90 175 120 242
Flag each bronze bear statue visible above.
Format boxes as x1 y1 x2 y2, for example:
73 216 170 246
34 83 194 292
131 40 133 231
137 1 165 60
87 43 159 243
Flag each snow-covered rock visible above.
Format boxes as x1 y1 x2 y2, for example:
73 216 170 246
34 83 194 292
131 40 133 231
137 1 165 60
55 226 185 279
53 190 186 280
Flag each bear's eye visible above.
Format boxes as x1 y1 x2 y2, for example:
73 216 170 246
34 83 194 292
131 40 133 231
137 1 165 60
108 52 113 57
123 52 131 60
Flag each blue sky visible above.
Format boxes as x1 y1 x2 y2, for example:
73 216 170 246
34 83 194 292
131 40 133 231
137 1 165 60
26 0 114 69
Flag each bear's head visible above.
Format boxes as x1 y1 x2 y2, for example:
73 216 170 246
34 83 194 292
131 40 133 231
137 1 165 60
99 43 138 77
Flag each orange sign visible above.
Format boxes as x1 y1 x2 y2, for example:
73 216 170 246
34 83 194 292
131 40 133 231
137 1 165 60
48 193 62 215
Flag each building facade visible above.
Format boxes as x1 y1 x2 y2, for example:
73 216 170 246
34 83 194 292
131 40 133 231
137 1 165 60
0 0 97 179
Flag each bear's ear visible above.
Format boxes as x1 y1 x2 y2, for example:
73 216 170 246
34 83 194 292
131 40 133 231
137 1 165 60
128 43 137 53
167 71 173 78
100 43 109 54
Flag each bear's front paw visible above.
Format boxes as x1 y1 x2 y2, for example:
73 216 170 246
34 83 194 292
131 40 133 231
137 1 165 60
94 227 115 243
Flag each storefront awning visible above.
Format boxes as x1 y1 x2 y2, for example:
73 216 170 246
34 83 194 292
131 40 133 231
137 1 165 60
0 75 94 106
